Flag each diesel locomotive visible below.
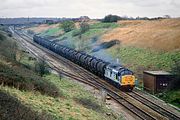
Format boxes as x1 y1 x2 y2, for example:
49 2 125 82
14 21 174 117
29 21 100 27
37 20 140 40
33 35 135 91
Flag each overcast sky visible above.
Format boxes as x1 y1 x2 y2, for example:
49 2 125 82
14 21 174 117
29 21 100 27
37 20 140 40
0 0 180 18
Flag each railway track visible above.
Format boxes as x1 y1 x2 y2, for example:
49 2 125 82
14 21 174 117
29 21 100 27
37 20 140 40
127 91 180 120
12 28 180 120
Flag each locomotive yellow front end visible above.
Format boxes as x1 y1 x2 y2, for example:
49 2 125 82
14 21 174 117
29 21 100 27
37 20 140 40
121 75 135 91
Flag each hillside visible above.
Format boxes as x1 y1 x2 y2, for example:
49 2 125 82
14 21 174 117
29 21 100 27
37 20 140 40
0 28 120 120
102 19 180 51
28 24 60 34
27 19 180 51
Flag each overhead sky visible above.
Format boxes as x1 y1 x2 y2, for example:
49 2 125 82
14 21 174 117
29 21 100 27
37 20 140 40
0 0 180 18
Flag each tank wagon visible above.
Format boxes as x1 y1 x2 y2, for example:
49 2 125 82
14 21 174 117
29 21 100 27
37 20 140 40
33 35 135 91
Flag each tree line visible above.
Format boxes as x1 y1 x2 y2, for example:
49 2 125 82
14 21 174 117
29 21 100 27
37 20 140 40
101 14 171 23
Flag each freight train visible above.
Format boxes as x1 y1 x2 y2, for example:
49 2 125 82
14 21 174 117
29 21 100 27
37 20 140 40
33 35 135 91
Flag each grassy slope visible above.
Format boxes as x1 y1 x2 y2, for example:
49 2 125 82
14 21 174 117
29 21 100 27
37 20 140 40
156 90 180 108
26 24 60 34
20 56 119 120
108 45 180 75
0 30 120 120
54 22 119 51
40 27 63 36
1 74 116 120
102 19 180 51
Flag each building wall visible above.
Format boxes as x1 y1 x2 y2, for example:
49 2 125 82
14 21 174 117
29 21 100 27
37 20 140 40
156 76 172 92
143 73 155 93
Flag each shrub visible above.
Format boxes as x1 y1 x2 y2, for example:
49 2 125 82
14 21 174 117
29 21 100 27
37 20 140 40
91 36 98 43
35 59 49 77
80 22 89 33
72 29 81 37
0 62 61 98
34 79 61 98
72 22 89 37
170 59 180 90
0 35 17 60
102 14 121 23
74 97 103 112
61 21 75 32
0 32 6 40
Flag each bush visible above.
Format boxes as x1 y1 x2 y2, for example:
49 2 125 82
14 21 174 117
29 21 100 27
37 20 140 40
0 62 61 98
74 97 103 112
0 32 6 40
34 79 61 98
72 22 89 37
102 14 121 23
0 34 17 60
72 29 81 37
91 36 98 43
61 21 75 32
170 59 180 90
80 22 89 33
35 59 49 77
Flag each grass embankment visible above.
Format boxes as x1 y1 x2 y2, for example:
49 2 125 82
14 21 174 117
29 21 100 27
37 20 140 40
1 74 118 120
156 90 180 108
108 45 180 82
102 19 180 51
109 46 180 71
0 28 120 120
40 27 63 36
0 29 60 119
66 22 119 51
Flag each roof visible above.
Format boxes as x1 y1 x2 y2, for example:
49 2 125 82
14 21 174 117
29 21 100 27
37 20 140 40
144 71 172 76
107 64 124 72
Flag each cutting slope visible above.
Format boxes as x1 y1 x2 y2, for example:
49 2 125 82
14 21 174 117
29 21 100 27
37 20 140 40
27 24 59 33
102 19 180 51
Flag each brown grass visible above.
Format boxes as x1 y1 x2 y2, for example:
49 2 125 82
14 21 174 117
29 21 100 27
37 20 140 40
27 24 59 33
75 20 99 29
102 19 180 51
